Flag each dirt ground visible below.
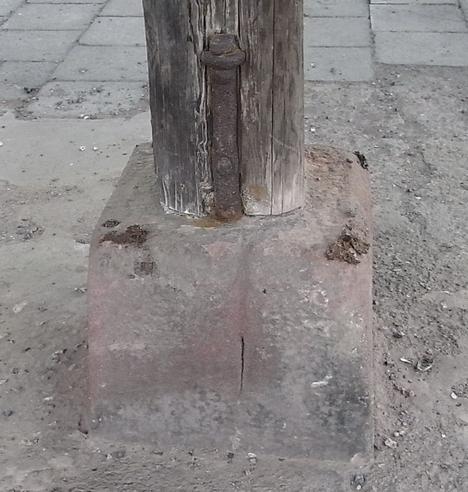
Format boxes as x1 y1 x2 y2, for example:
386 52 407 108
1 65 467 490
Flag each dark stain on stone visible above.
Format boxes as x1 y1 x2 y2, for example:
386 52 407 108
353 151 368 170
134 258 155 276
100 225 148 247
326 223 370 265
102 219 121 228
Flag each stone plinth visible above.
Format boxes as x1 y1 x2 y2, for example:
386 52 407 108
87 143 373 463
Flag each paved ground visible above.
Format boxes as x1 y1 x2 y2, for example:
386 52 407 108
1 1 468 491
1 0 468 115
0 0 147 118
306 0 468 80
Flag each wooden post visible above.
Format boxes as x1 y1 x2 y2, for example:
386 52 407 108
143 0 304 217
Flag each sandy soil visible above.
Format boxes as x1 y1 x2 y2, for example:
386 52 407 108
0 65 467 490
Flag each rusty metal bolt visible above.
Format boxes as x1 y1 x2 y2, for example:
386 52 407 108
201 34 245 220
201 34 245 70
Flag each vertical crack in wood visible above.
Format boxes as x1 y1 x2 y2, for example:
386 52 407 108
270 0 277 215
194 0 210 213
237 0 242 189
223 0 227 30
237 0 241 38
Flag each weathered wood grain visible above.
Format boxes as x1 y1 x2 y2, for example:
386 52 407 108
239 0 275 215
206 0 239 33
271 0 304 214
143 0 304 217
240 0 304 215
143 0 209 216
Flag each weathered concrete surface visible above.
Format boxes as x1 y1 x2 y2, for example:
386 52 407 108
4 0 468 114
2 3 102 30
305 17 371 47
306 47 374 82
375 32 468 66
306 0 369 17
370 4 467 33
87 144 373 463
0 30 79 62
80 16 146 46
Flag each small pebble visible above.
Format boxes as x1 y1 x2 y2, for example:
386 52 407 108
392 328 405 338
247 452 257 465
111 449 126 459
384 437 398 449
13 301 28 314
351 474 366 490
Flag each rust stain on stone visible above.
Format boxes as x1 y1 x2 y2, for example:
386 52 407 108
192 216 242 229
326 223 370 265
100 225 148 247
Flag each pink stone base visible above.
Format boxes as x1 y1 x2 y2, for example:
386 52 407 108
87 144 373 462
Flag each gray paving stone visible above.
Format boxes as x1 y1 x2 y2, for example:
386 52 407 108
306 47 374 81
0 61 56 87
0 83 27 101
0 59 58 101
371 5 467 32
53 46 147 81
2 3 102 30
28 81 148 118
371 0 457 3
0 31 79 62
305 0 369 17
28 0 105 3
0 0 22 17
375 32 468 65
101 0 143 17
461 0 468 18
80 17 146 46
305 17 370 47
